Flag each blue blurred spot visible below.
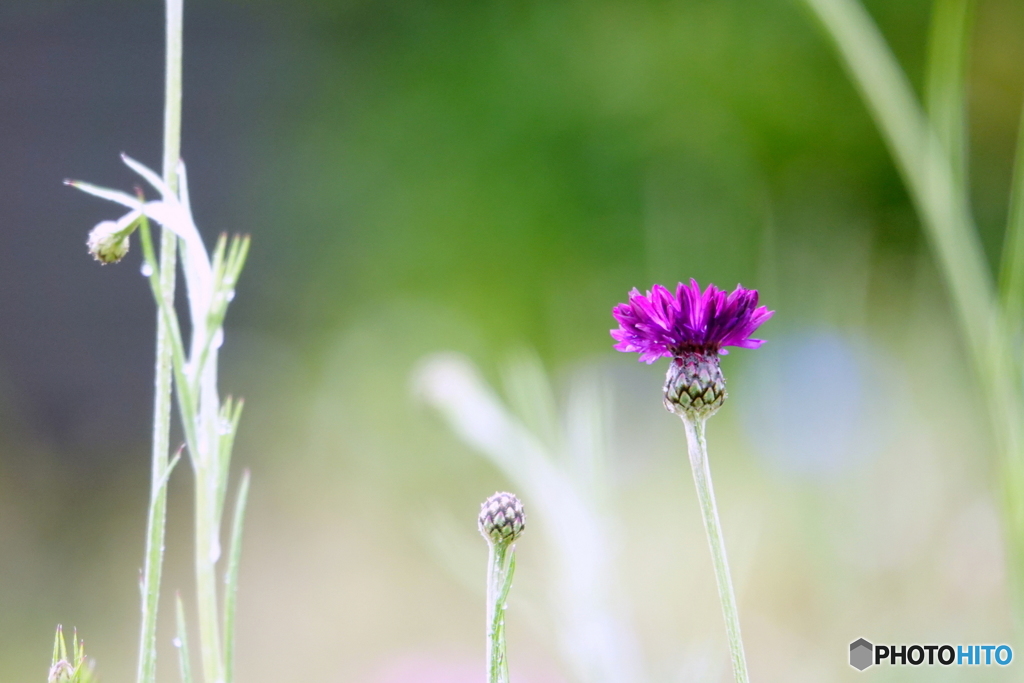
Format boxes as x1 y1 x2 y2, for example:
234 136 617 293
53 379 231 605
738 330 888 477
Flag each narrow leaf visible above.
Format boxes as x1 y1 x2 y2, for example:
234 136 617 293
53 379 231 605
176 160 193 218
800 0 997 376
65 180 140 209
999 103 1024 328
174 594 194 683
925 0 973 188
121 154 170 198
51 625 62 667
222 470 251 683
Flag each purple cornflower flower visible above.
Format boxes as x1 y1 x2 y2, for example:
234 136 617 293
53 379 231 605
611 280 773 417
612 281 768 681
611 280 773 363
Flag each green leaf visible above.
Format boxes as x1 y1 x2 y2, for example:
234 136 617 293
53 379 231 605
64 180 140 209
999 104 1024 329
925 0 974 189
174 595 194 683
222 470 251 683
800 0 997 381
50 626 63 669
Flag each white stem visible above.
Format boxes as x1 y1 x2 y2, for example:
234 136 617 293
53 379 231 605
486 543 514 683
681 415 750 683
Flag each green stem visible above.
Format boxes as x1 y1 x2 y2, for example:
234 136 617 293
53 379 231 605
195 467 225 683
486 543 515 683
136 2 183 683
925 0 973 190
175 594 195 683
193 332 226 683
223 470 251 683
681 416 750 683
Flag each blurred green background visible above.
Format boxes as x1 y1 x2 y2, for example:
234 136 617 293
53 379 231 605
1 0 1023 680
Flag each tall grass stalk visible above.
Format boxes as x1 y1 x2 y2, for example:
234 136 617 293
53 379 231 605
137 2 183 682
69 0 252 678
801 0 1024 624
135 205 251 683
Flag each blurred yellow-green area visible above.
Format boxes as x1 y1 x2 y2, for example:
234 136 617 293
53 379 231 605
1 0 1023 681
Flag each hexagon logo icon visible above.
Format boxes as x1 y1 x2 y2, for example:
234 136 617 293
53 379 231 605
850 638 873 670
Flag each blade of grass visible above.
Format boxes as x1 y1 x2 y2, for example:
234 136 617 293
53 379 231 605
56 625 67 664
999 104 1024 328
222 470 251 683
800 0 996 367
174 594 194 683
925 0 974 189
801 0 1024 625
214 398 245 530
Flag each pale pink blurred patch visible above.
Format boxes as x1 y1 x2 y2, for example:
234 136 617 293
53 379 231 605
366 651 566 683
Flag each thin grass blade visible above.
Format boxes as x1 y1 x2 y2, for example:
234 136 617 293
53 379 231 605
52 626 62 667
925 0 973 188
66 180 141 208
800 0 996 378
222 469 251 683
999 104 1024 329
174 594 194 683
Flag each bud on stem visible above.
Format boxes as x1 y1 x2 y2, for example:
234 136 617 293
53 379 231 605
479 491 526 545
663 351 727 419
479 492 526 683
87 217 140 264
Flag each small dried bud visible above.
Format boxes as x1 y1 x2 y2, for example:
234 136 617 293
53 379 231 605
87 220 131 264
478 492 525 545
48 660 74 683
663 351 726 419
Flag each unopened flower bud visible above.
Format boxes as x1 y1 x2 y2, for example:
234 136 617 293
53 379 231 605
478 492 525 545
663 351 726 419
87 220 131 264
48 660 74 683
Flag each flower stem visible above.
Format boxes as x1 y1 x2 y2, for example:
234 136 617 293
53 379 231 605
486 542 516 683
681 416 750 683
136 2 183 683
194 468 224 683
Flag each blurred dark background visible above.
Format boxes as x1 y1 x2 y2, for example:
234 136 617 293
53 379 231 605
1 0 1023 681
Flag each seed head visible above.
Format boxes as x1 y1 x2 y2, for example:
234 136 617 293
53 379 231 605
86 220 131 264
478 492 526 545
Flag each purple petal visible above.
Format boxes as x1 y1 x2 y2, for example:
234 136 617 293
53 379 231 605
611 280 773 359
